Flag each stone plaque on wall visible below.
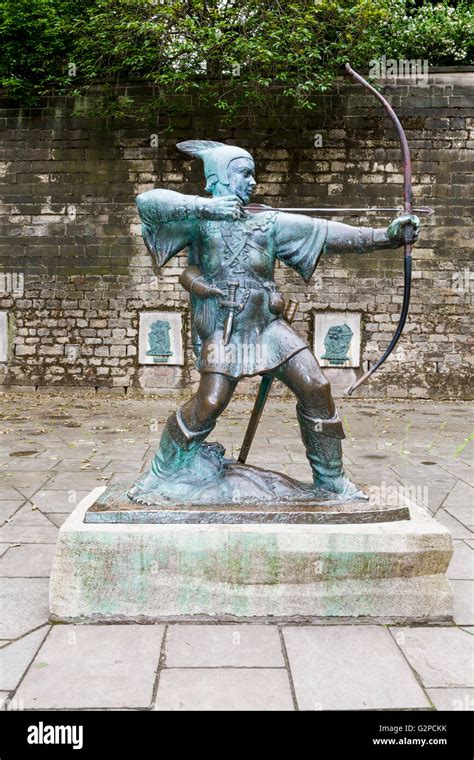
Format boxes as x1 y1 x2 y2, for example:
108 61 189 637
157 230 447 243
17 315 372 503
314 312 361 369
139 311 184 366
0 312 7 363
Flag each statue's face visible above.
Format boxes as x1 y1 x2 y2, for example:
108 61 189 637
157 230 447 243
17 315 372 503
226 157 256 204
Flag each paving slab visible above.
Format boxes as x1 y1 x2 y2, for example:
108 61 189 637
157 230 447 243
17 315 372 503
283 625 429 710
285 464 315 479
445 505 474 531
389 462 451 482
435 509 473 539
0 544 56 577
0 502 24 525
51 460 111 473
0 578 49 639
30 490 90 513
448 541 474 580
0 485 25 501
423 482 458 513
426 688 474 711
46 472 112 490
451 581 474 626
2 474 51 499
165 624 284 667
0 458 55 473
44 513 70 528
103 460 147 472
0 525 58 544
0 692 12 710
0 626 50 691
5 506 55 528
444 481 474 508
15 624 164 709
108 472 143 485
390 627 474 688
154 668 293 711
440 465 473 488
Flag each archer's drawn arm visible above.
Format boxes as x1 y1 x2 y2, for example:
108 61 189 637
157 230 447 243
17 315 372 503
324 215 420 255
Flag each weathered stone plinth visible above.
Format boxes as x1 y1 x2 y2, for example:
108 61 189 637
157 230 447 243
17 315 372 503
49 487 454 623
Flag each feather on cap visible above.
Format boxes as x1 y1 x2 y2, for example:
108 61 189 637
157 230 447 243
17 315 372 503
176 140 227 157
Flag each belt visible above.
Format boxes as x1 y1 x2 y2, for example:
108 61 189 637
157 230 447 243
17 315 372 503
210 278 277 292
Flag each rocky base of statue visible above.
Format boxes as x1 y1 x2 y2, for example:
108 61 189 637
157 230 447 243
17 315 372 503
86 481 410 525
126 441 368 508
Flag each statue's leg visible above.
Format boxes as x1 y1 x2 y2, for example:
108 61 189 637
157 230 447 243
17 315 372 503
151 372 237 478
274 349 366 499
128 373 237 502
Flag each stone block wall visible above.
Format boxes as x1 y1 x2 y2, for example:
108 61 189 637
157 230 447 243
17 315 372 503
0 72 472 398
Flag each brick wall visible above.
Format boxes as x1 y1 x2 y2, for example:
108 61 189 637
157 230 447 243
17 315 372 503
0 73 472 399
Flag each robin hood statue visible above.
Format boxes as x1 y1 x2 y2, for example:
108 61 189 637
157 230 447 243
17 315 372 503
128 140 419 506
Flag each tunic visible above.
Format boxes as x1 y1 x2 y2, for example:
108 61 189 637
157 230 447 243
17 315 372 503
137 190 329 378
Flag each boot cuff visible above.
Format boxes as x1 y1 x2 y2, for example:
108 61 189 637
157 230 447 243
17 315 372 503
170 408 215 450
296 405 345 439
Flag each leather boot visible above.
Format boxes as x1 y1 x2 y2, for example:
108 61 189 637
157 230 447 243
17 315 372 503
296 404 367 500
128 409 220 503
151 408 215 479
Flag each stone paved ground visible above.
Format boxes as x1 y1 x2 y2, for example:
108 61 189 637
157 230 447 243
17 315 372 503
0 391 472 711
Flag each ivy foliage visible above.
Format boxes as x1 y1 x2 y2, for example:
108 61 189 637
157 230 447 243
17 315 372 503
0 0 472 116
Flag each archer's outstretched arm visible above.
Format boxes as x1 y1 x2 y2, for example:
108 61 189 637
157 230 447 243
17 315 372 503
273 211 420 284
323 214 420 254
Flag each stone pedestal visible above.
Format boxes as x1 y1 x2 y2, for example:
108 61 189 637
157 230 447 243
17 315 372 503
49 487 454 624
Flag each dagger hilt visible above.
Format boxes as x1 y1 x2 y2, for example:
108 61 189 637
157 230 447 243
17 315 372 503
220 280 240 311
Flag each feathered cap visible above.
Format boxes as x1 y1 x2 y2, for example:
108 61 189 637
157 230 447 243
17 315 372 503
177 140 254 192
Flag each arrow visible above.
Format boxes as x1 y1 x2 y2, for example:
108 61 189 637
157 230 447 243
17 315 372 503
243 204 434 216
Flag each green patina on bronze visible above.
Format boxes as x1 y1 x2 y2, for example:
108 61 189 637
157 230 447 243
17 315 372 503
122 138 419 511
321 323 353 365
146 320 173 363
